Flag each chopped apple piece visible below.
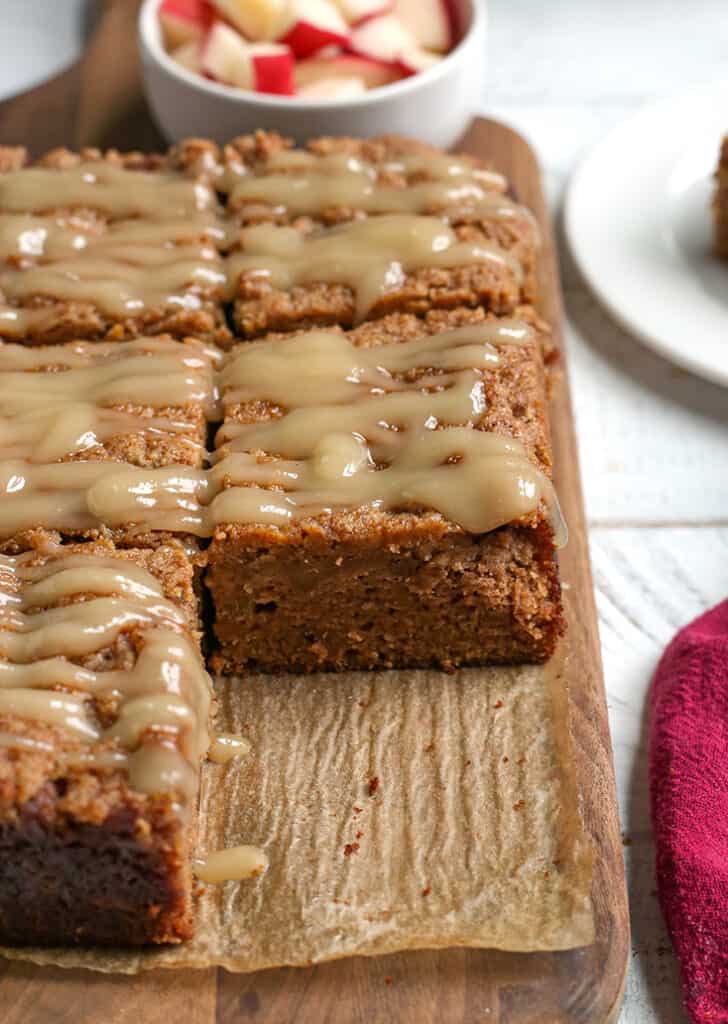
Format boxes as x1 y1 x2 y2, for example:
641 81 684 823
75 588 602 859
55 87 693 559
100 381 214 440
202 22 294 93
393 0 452 52
298 76 367 99
348 13 416 63
210 0 290 41
159 0 213 49
249 41 295 94
295 53 404 90
399 47 443 74
278 0 350 59
202 22 252 86
332 0 393 25
170 41 202 73
350 13 444 75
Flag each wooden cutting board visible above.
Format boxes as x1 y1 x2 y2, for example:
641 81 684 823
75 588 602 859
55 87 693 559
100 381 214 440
0 5 630 1020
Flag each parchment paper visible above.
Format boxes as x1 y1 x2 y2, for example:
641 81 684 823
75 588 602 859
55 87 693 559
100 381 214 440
0 646 594 974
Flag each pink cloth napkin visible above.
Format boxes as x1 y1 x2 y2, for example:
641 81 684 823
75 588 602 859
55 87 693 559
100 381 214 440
650 599 728 1023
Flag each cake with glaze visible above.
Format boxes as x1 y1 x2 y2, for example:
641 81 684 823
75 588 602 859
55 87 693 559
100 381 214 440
0 142 230 346
207 307 564 673
0 540 210 946
0 131 568 949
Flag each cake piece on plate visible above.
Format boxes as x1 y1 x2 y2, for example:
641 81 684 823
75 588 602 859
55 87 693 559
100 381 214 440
0 540 211 946
206 307 565 673
0 142 230 345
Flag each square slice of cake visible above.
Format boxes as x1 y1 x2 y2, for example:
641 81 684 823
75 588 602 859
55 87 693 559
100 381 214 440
228 215 527 340
0 335 218 554
206 308 565 674
223 132 538 340
222 131 538 304
0 142 230 345
0 540 211 946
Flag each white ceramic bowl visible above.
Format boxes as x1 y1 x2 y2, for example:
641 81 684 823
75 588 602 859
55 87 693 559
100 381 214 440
139 0 485 148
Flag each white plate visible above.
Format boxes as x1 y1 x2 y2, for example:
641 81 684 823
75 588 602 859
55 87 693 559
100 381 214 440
565 81 728 387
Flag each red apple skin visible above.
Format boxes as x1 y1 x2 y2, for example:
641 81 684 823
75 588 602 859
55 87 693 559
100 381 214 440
253 51 295 94
295 53 404 90
159 0 214 48
281 22 350 60
441 0 463 43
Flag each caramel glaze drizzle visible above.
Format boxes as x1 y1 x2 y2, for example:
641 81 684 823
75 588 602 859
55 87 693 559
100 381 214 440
0 245 227 321
0 551 212 809
208 732 251 763
226 151 529 225
0 163 217 219
0 158 527 328
0 162 231 333
213 323 566 542
0 214 231 261
229 215 522 323
193 845 268 883
0 322 565 545
0 150 532 339
223 149 508 196
0 337 220 463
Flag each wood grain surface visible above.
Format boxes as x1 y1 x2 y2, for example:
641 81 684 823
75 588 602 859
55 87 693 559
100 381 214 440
0 4 629 1019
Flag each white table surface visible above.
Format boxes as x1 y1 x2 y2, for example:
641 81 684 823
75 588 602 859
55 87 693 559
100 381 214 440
5 1 728 1020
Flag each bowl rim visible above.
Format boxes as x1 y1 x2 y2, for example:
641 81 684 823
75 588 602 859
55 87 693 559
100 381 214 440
139 0 484 110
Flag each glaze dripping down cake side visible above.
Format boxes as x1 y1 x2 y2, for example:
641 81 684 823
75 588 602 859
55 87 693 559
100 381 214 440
0 541 211 946
206 308 565 674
